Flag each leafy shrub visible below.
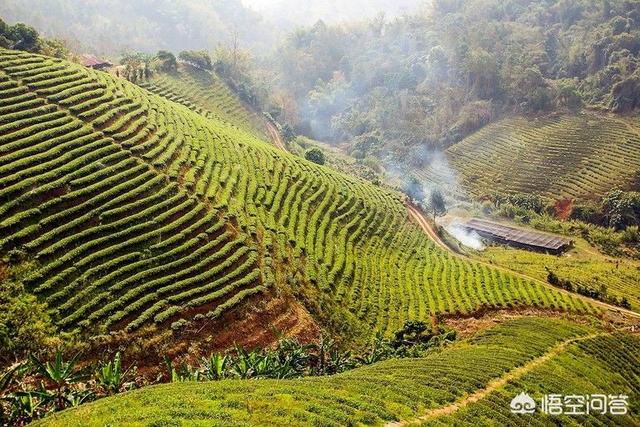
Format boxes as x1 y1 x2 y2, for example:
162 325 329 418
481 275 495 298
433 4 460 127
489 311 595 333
0 282 57 365
622 225 640 245
304 147 325 165
178 50 212 71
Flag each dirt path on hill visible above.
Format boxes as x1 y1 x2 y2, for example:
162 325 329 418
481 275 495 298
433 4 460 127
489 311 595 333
266 121 286 151
405 203 640 321
385 333 606 426
406 202 449 252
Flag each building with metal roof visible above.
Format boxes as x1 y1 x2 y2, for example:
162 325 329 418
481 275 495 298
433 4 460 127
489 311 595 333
464 218 572 254
79 54 113 70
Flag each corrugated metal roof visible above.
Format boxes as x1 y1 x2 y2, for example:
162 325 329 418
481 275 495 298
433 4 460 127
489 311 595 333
465 218 570 250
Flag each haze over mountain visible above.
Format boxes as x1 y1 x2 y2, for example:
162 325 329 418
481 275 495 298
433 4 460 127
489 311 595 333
242 0 427 27
0 0 426 56
0 0 276 55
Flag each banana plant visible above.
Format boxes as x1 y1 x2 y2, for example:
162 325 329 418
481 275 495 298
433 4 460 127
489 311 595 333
29 350 86 410
358 331 389 365
201 353 227 380
3 391 49 426
95 352 131 395
163 357 199 382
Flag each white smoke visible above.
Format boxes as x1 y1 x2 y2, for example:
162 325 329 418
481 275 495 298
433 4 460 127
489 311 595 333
382 145 465 209
380 136 488 254
444 220 484 250
424 150 464 198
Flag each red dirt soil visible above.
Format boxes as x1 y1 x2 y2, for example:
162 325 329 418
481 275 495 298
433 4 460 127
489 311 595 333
554 198 574 220
79 289 321 377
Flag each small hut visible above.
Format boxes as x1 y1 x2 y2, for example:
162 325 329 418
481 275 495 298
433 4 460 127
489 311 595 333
79 54 113 70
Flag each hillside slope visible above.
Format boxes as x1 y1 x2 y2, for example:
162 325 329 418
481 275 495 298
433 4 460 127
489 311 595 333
418 114 640 201
139 64 268 139
36 317 640 427
428 331 640 426
0 48 595 343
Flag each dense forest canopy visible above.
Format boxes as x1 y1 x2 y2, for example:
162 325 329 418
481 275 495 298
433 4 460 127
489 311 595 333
0 18 68 58
264 0 640 164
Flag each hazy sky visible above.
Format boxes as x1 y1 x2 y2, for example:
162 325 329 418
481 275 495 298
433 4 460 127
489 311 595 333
241 0 426 26
241 0 272 12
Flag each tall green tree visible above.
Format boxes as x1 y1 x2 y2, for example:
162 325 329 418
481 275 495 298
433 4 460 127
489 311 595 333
429 189 447 220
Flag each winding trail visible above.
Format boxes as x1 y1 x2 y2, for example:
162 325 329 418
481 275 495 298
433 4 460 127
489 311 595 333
385 333 606 426
406 202 449 252
406 203 640 321
265 121 286 151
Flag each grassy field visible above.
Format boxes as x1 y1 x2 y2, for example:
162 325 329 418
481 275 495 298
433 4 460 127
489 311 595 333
418 114 640 201
139 63 267 138
34 317 624 427
0 48 598 340
474 237 640 312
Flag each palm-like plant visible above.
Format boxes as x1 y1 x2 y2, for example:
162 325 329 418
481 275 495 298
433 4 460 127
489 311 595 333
65 390 94 408
325 348 354 374
358 331 389 365
274 338 312 376
163 357 199 382
201 353 227 381
29 350 85 410
95 352 131 395
229 346 256 379
4 391 49 426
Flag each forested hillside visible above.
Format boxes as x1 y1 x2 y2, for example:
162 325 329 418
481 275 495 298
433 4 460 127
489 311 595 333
0 0 275 54
267 0 640 160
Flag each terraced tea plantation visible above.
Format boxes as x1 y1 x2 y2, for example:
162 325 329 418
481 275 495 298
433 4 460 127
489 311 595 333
0 48 594 338
418 115 640 201
476 237 640 311
431 332 640 426
138 63 266 138
37 317 638 427
0 50 265 333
